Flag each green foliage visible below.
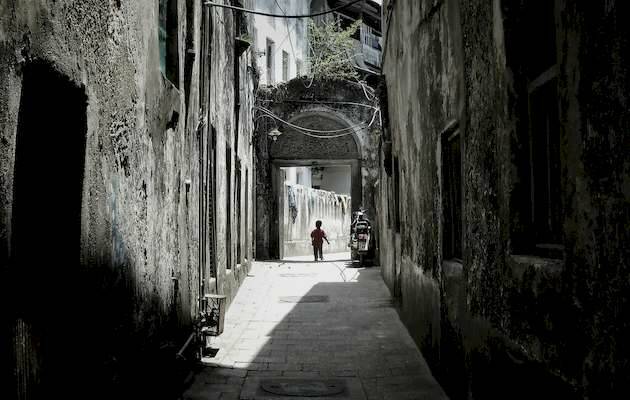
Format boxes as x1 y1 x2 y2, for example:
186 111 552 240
307 19 361 81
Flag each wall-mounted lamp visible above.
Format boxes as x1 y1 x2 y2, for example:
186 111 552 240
268 127 283 141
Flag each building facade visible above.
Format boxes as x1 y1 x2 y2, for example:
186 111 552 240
253 0 311 86
378 0 630 398
311 0 383 76
0 0 256 398
253 0 383 86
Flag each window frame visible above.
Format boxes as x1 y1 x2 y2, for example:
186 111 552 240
226 145 233 269
282 50 289 81
158 0 180 86
441 128 463 262
526 65 563 254
236 159 242 265
503 0 564 259
266 38 275 84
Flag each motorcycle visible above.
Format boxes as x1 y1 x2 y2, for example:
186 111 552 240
349 210 372 267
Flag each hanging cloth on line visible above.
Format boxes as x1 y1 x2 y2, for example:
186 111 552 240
287 185 298 224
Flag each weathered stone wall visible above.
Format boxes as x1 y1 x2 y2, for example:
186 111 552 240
379 0 630 398
254 78 380 260
378 0 462 394
207 0 257 307
0 0 256 398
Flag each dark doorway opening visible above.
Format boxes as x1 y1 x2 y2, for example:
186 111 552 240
9 61 88 399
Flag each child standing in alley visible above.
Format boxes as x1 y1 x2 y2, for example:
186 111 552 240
310 220 330 261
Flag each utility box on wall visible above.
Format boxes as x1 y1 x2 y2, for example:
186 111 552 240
202 294 227 336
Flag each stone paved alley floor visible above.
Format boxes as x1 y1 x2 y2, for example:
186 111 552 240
182 253 448 400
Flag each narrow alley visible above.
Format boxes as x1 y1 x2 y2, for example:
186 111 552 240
184 255 447 400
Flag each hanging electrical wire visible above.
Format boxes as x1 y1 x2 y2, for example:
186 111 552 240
258 98 380 110
255 106 359 134
203 0 363 18
254 105 380 139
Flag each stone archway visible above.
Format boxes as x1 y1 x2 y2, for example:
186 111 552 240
254 79 381 260
269 112 363 259
270 111 363 212
256 109 366 259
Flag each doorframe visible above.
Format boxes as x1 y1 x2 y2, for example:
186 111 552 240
271 159 361 259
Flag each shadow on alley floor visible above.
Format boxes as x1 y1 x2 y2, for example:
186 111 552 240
181 253 448 400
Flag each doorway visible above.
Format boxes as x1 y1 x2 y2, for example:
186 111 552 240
274 162 356 260
256 111 364 260
9 62 87 399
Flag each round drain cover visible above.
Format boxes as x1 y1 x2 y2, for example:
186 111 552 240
261 379 345 397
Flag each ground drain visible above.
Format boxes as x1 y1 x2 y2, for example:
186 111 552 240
279 273 317 278
261 379 345 397
279 295 329 303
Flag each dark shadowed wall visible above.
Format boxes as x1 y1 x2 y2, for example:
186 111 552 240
379 0 630 398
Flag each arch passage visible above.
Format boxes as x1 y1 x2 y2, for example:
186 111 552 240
263 111 364 259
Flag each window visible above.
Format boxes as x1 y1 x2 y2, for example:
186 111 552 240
233 8 242 150
361 25 382 67
244 169 249 259
362 25 381 50
393 157 401 233
296 59 303 77
282 50 289 81
442 130 462 261
158 0 179 86
528 75 561 248
226 146 232 269
502 0 563 258
524 0 562 255
208 125 218 278
266 38 275 84
199 5 211 110
232 0 246 37
387 177 393 229
236 159 242 264
184 0 195 110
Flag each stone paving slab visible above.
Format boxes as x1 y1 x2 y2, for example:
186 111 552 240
182 255 448 400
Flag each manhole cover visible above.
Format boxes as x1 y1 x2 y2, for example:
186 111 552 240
261 379 345 397
279 295 329 303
